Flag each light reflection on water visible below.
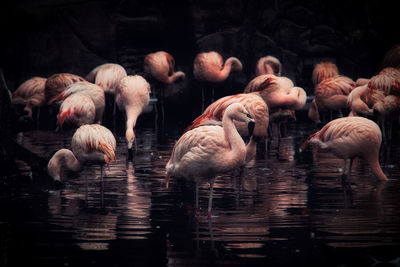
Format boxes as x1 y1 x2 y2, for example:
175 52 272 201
3 122 400 266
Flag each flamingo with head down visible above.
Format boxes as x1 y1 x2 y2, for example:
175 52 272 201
166 103 255 216
300 116 387 181
47 124 116 185
56 94 96 129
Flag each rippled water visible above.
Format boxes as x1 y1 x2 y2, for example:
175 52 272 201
1 119 400 267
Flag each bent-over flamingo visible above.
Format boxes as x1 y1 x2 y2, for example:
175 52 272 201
12 76 47 118
300 116 387 181
57 94 96 129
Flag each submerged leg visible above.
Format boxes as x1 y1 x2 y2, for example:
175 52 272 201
195 183 200 216
342 159 348 173
347 158 354 179
208 179 215 216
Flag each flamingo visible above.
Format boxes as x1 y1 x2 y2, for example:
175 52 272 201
300 116 387 181
115 75 150 157
380 43 400 69
12 77 46 118
186 93 269 163
144 51 185 120
312 62 339 86
255 55 282 76
165 103 255 215
347 84 374 117
44 73 86 102
85 63 127 94
244 74 307 110
47 124 116 184
57 94 96 129
48 81 105 124
308 76 356 123
193 51 243 111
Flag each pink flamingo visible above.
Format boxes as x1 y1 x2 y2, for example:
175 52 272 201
312 62 339 86
244 74 307 110
12 77 47 118
115 75 150 157
47 124 116 184
57 94 96 129
347 84 374 117
44 73 86 102
186 93 268 163
300 116 387 181
308 76 356 123
85 63 127 94
193 51 243 111
48 81 105 124
165 103 255 215
144 51 185 120
255 55 282 76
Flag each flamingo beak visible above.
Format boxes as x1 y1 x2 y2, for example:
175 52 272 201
248 120 255 137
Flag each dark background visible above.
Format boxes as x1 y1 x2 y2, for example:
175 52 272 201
1 0 398 118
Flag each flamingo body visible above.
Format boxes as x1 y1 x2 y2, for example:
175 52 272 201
312 62 339 86
86 63 127 94
57 94 96 128
256 56 282 76
144 51 185 84
12 77 47 117
44 73 85 102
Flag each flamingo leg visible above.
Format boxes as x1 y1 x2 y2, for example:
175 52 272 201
208 178 215 216
195 183 200 216
100 164 104 189
342 159 347 173
201 87 205 112
347 158 354 179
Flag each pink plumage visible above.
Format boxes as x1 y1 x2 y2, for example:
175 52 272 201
144 51 185 84
57 94 96 128
86 63 127 94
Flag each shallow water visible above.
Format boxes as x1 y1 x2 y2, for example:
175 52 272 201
1 119 400 267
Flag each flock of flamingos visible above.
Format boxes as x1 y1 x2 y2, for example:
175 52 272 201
11 45 400 215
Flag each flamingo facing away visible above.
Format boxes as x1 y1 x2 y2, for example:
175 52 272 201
12 76 47 118
115 75 150 157
256 56 282 76
144 51 185 120
47 124 116 185
308 76 356 123
193 51 243 111
300 116 387 181
165 103 255 215
44 73 86 102
48 81 105 124
57 94 96 129
186 93 268 163
85 63 127 94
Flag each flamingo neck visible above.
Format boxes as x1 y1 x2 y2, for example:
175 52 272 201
218 57 242 81
47 149 80 181
367 155 388 181
222 111 246 157
167 71 185 84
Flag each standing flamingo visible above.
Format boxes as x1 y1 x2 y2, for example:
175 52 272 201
48 81 105 124
312 62 339 86
47 124 116 184
115 75 150 158
44 73 86 102
300 116 387 181
57 94 96 129
144 51 185 121
255 55 282 76
347 84 374 117
12 77 47 119
165 103 255 215
186 93 268 163
193 51 243 111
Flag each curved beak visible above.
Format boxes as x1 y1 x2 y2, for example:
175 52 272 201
248 120 255 137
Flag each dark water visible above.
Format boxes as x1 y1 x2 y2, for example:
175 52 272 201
1 119 400 267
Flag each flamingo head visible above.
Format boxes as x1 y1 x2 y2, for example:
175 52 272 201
126 128 135 149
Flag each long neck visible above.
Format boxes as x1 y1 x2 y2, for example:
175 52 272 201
222 112 246 157
366 154 388 181
48 149 80 181
167 71 185 84
218 57 241 80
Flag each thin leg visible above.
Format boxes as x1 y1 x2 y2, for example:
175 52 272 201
208 179 215 216
201 87 205 112
161 88 165 124
100 164 104 189
195 183 200 216
347 158 354 179
343 159 347 173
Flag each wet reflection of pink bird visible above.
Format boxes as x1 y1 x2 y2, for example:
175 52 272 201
301 116 387 181
194 51 243 110
116 75 150 156
48 81 105 124
165 103 255 215
12 77 47 118
44 73 86 102
47 124 116 183
57 94 96 129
